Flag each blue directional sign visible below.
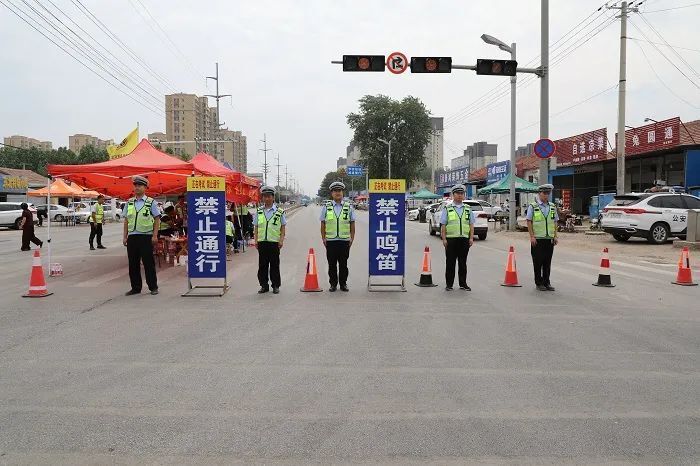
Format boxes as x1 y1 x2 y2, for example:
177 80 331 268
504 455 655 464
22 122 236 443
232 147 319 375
487 161 510 184
368 179 406 277
346 165 364 177
534 138 556 159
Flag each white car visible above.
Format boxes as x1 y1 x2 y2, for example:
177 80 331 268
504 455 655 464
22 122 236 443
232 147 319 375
69 201 92 223
474 200 503 218
35 204 75 222
407 208 420 221
427 199 489 240
601 192 700 244
0 202 37 229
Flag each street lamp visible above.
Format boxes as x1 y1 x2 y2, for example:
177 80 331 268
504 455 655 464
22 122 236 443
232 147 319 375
644 117 659 123
377 137 394 179
482 33 517 230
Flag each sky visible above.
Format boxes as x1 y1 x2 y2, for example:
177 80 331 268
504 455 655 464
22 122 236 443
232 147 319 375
1 0 699 194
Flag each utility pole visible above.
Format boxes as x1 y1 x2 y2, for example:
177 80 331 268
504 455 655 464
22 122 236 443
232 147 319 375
609 1 637 195
284 164 289 191
205 62 231 161
275 152 282 203
539 0 549 186
260 133 271 185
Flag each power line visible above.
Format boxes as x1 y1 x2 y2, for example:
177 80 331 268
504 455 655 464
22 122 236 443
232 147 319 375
637 13 700 79
643 3 700 12
0 0 164 116
628 37 700 53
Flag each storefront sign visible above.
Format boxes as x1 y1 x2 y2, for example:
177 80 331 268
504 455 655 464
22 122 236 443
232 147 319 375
486 161 510 184
186 177 227 280
621 116 680 156
368 179 405 277
436 167 469 188
0 175 29 193
554 128 608 166
561 189 572 211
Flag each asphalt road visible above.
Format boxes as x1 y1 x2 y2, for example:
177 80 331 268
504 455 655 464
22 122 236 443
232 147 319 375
0 207 698 464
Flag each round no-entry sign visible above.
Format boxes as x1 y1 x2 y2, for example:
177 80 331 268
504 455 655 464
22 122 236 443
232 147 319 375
386 52 408 74
534 138 556 159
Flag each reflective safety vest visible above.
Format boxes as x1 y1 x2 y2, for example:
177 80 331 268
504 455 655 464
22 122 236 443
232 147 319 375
159 215 171 231
126 197 155 233
226 220 234 237
531 201 556 239
324 201 351 240
93 203 104 223
256 207 284 243
445 204 471 238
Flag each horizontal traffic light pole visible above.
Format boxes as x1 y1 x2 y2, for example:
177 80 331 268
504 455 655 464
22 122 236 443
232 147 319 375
331 60 543 76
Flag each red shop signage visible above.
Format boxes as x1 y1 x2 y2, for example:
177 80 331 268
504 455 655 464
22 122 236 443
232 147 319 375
554 128 608 166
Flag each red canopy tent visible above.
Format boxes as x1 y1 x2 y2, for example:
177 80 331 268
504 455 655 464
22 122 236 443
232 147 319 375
191 152 260 204
47 139 195 199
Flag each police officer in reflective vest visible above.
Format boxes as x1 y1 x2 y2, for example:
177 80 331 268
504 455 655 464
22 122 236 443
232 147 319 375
254 186 286 294
122 176 161 296
440 184 475 291
526 183 559 291
89 194 106 250
320 181 355 292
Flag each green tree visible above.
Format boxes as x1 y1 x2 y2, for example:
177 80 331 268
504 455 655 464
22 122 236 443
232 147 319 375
78 145 109 164
317 168 366 199
164 147 175 155
347 95 432 183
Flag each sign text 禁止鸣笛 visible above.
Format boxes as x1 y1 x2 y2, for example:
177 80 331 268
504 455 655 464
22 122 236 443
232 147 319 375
368 179 405 276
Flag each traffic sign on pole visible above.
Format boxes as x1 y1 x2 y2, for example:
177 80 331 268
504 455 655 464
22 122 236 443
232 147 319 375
534 138 556 159
386 52 408 74
346 165 364 177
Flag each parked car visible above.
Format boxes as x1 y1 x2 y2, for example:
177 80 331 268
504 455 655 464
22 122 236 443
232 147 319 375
0 202 37 229
427 199 489 240
69 201 92 223
101 204 121 221
601 192 700 244
407 208 420 221
473 200 503 218
34 204 75 223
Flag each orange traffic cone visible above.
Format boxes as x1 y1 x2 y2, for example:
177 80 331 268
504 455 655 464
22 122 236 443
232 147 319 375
501 245 522 287
672 247 697 286
22 250 53 298
300 248 323 292
415 246 438 287
593 247 615 287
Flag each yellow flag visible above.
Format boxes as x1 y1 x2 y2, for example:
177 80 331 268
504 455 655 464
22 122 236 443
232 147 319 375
107 126 139 159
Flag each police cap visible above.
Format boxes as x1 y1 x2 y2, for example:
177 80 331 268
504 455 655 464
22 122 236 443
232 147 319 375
132 175 149 187
537 183 554 192
260 185 276 195
451 184 466 194
329 181 345 191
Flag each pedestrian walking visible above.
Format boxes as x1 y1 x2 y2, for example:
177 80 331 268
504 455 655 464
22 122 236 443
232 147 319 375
440 184 474 291
89 195 106 250
526 183 559 291
320 181 355 292
19 203 42 251
122 176 161 296
254 186 286 294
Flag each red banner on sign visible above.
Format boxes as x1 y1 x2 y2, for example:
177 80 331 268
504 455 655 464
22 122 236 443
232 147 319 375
554 128 608 166
619 117 680 156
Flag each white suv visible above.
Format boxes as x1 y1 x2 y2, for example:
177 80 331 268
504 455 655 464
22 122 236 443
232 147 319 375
0 202 37 229
427 199 489 240
601 192 700 244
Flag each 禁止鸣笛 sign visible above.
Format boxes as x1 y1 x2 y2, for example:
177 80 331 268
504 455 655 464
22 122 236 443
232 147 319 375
368 179 405 277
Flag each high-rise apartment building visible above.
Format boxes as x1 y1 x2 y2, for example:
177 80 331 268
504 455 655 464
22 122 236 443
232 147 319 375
466 141 497 171
220 129 248 173
165 93 219 159
451 154 468 169
147 132 167 144
3 135 52 151
68 134 114 153
515 143 535 158
346 140 361 166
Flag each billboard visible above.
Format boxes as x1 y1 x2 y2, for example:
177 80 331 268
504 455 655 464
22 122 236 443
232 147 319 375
486 161 510 184
436 167 469 188
620 117 680 156
554 128 608 166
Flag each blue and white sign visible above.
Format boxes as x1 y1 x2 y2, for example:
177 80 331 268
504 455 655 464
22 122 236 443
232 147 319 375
486 161 510 184
368 179 406 276
436 167 469 188
186 177 227 279
346 165 364 177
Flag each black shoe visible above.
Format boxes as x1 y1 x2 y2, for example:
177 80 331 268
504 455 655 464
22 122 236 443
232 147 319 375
536 285 547 291
459 285 471 291
125 290 140 296
150 289 159 295
39 241 43 248
90 246 95 250
329 286 337 292
445 286 453 291
272 287 280 294
21 248 30 251
545 285 555 291
258 287 269 294
340 285 349 292
97 245 106 249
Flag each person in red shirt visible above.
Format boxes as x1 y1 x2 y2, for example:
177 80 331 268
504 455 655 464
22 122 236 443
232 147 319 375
19 203 42 251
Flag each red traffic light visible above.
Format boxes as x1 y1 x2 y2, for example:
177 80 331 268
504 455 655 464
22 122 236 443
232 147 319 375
475 59 517 76
342 55 385 72
410 57 452 73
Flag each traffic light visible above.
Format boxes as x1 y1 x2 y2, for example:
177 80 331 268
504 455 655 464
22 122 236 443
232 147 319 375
342 55 385 72
476 59 517 76
410 57 452 73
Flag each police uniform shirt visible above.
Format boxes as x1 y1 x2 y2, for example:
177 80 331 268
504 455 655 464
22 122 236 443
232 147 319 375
122 195 162 235
252 203 287 226
320 200 356 241
525 198 560 222
439 202 476 226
